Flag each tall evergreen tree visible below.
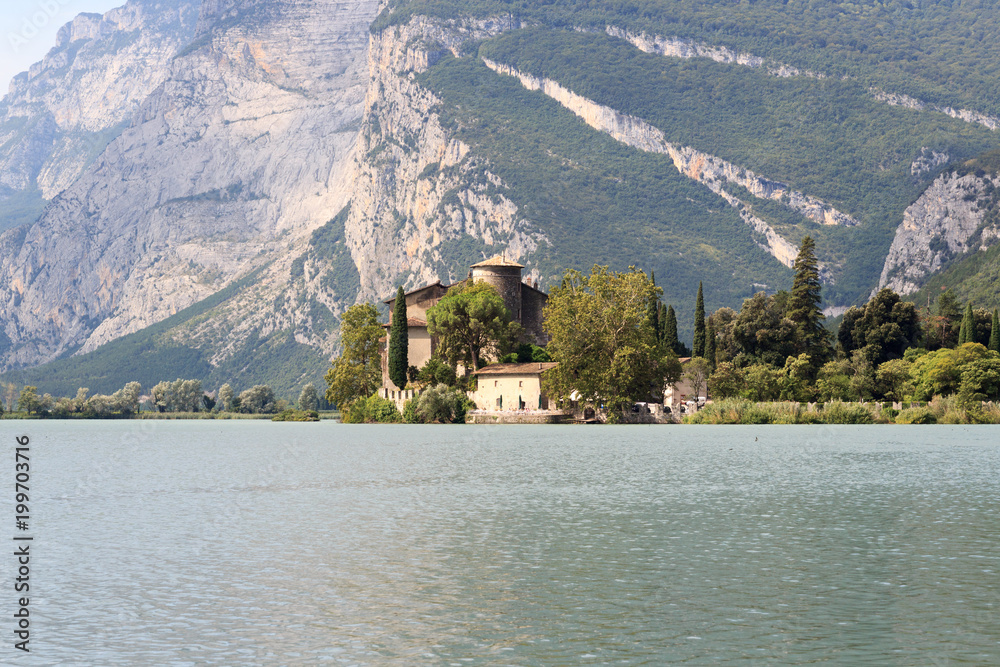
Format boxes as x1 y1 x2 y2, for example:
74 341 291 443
657 301 667 342
388 286 409 388
664 305 680 354
705 320 717 369
958 303 974 346
646 272 660 337
786 236 829 362
693 282 706 358
990 310 1000 352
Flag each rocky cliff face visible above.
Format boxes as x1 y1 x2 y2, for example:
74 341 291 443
0 4 552 372
0 0 199 222
878 171 1000 294
341 16 546 302
0 0 380 368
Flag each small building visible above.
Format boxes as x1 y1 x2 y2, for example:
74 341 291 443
381 254 548 391
468 362 559 412
663 357 711 411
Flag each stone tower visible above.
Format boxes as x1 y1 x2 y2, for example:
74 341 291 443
470 255 524 322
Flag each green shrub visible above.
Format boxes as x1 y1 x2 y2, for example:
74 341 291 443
895 407 937 424
413 383 471 423
342 394 402 423
271 409 320 422
820 401 875 424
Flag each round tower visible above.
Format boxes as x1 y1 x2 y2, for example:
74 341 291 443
470 255 523 322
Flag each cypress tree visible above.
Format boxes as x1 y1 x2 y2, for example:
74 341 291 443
388 286 409 388
705 319 716 369
664 305 679 354
647 272 660 337
657 301 667 342
990 309 1000 352
693 282 706 358
787 236 828 360
958 303 974 346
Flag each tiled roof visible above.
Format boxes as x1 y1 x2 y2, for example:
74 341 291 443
382 281 451 304
473 362 558 375
470 254 524 269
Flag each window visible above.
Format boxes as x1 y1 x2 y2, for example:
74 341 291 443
494 380 498 387
518 381 523 388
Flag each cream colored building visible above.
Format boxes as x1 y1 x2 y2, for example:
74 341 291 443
663 357 711 410
468 362 558 411
380 254 548 391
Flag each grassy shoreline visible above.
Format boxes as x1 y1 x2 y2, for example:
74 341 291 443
683 398 1000 425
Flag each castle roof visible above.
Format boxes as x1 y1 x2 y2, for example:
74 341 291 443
382 280 452 304
470 254 524 269
473 362 558 376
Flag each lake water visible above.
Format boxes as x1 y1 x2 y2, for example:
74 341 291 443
4 422 999 665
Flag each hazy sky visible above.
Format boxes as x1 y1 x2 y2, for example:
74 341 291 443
1 0 125 95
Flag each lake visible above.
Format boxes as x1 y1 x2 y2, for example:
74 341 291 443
5 422 999 664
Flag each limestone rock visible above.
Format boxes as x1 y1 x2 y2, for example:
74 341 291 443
877 171 1000 294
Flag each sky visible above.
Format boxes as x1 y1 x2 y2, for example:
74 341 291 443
1 0 125 95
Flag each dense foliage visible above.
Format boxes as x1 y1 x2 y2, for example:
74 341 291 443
541 265 682 419
324 304 384 410
426 281 520 370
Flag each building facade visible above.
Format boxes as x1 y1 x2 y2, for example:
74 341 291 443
468 362 559 411
381 254 547 391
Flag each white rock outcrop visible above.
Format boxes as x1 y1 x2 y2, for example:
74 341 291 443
482 58 860 268
877 171 1000 294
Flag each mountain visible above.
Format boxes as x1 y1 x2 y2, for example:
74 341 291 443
2 0 999 397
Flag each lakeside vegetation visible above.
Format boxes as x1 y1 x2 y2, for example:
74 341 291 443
332 235 1000 424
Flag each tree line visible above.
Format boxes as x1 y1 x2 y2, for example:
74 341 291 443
328 235 1000 423
5 380 322 418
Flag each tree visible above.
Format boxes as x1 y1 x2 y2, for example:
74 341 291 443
413 383 471 423
239 385 276 413
647 272 660 338
387 286 409 389
786 236 830 364
693 282 706 358
990 310 1000 352
426 281 521 371
416 358 457 387
708 361 744 398
542 266 681 418
298 383 319 411
730 291 797 366
663 305 681 354
17 386 41 415
325 303 384 410
705 320 717 369
3 383 18 412
838 289 920 367
925 290 963 349
958 303 974 345
218 384 234 412
684 357 712 400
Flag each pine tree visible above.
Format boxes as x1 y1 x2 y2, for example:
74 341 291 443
786 235 829 361
663 305 680 354
990 309 1000 352
958 303 974 346
388 286 409 388
705 319 716 369
693 282 706 358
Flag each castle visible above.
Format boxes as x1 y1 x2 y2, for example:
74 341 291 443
380 255 548 391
